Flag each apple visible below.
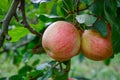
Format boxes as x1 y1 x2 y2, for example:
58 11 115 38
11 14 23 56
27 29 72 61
81 24 112 60
42 21 81 62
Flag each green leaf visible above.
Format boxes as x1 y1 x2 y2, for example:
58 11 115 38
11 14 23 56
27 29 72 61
78 2 87 10
9 75 24 80
0 0 10 13
31 0 50 4
57 0 68 17
104 0 120 54
39 1 55 14
111 27 120 54
41 68 53 80
8 27 30 42
32 59 40 66
92 20 108 37
38 14 64 23
117 7 120 18
51 3 57 15
13 52 23 66
27 70 43 79
36 63 51 70
18 65 33 74
23 52 30 62
33 3 39 8
89 0 105 17
48 60 56 66
0 15 4 21
57 0 75 21
104 0 117 17
62 0 74 12
81 0 93 4
76 14 97 26
52 68 66 80
104 58 111 65
26 36 40 49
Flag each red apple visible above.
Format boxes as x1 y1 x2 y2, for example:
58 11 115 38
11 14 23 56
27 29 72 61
81 24 112 60
42 21 81 61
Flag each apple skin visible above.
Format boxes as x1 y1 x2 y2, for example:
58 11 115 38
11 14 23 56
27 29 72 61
81 24 112 61
42 21 81 62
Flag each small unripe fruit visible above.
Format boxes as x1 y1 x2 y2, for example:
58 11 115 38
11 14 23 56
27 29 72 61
42 21 81 62
81 24 112 60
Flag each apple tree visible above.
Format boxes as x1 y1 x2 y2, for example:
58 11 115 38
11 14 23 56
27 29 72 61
0 0 120 80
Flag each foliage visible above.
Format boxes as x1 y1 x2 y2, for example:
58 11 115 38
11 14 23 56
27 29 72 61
0 0 120 80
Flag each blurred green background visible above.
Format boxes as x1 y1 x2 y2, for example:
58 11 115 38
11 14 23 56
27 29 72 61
0 53 120 80
0 0 120 80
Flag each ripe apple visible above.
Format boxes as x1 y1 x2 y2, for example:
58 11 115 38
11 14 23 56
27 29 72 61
42 21 81 62
81 24 112 60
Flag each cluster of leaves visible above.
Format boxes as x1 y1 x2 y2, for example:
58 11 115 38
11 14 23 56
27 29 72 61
0 60 71 80
0 0 120 79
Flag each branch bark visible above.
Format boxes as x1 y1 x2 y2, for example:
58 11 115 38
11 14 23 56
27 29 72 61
0 0 20 48
20 0 43 37
0 0 42 48
0 41 29 53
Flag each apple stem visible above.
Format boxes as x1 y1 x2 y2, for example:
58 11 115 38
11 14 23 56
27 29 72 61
59 62 63 71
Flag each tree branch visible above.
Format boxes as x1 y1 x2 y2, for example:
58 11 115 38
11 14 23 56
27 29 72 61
0 0 20 48
76 0 80 15
0 0 43 48
20 0 43 37
0 41 29 54
14 12 19 22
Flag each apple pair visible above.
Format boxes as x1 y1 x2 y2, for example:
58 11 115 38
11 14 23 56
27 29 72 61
42 21 112 62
